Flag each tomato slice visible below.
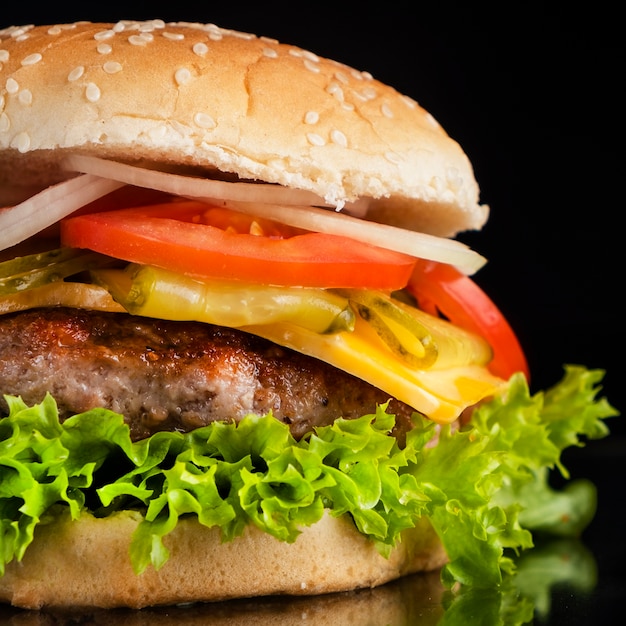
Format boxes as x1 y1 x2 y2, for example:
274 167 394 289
406 259 529 381
60 201 416 290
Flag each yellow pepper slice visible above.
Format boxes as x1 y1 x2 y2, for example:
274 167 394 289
92 264 355 334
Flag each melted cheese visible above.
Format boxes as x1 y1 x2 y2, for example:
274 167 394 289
243 317 507 423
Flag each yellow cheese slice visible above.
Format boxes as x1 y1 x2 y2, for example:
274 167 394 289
243 317 507 423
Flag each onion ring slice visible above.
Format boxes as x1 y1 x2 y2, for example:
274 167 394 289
223 200 487 275
0 175 123 253
61 154 369 215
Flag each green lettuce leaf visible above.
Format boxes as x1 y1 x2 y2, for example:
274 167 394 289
0 365 617 587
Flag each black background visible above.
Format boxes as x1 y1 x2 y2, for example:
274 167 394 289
2 3 623 623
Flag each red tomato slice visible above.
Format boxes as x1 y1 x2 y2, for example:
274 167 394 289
61 201 416 290
407 259 529 381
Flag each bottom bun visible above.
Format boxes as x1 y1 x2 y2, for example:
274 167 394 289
0 508 447 610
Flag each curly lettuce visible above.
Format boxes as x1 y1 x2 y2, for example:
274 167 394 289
0 365 617 587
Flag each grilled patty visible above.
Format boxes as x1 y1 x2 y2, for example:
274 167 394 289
0 308 416 441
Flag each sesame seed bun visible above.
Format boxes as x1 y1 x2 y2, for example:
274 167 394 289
0 19 487 237
0 508 446 610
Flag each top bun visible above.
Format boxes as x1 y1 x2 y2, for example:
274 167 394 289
0 19 488 237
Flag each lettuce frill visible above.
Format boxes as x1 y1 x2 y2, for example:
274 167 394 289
0 366 617 587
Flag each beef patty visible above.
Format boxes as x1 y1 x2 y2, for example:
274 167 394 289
0 308 417 441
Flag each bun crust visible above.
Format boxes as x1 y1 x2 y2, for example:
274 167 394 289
0 20 487 236
0 509 447 610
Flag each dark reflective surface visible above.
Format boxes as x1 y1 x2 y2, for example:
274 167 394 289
543 439 626 625
1 572 447 625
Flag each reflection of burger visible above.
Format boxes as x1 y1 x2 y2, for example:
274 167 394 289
0 20 615 610
0 571 446 626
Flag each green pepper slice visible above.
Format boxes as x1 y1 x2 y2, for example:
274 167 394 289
0 247 115 295
338 289 493 370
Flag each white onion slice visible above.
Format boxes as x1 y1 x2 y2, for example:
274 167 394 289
0 174 124 252
60 154 486 274
61 154 369 215
223 200 487 275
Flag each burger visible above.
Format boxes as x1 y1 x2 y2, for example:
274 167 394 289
0 19 616 610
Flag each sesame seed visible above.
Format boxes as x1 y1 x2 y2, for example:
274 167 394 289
401 95 417 109
103 61 123 74
304 111 319 124
0 112 9 132
381 103 394 118
0 50 8 63
97 43 112 54
47 26 62 35
8 26 27 38
306 132 325 146
260 36 279 45
231 30 255 40
94 29 115 41
148 125 168 141
192 42 209 57
334 71 349 84
385 151 402 164
302 49 319 62
263 47 278 58
85 83 101 102
163 32 185 41
11 131 30 152
326 82 344 102
128 34 149 46
330 129 348 147
304 59 320 73
194 112 216 128
5 78 19 94
208 31 223 41
68 66 85 82
20 52 42 66
175 68 192 85
18 89 32 106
